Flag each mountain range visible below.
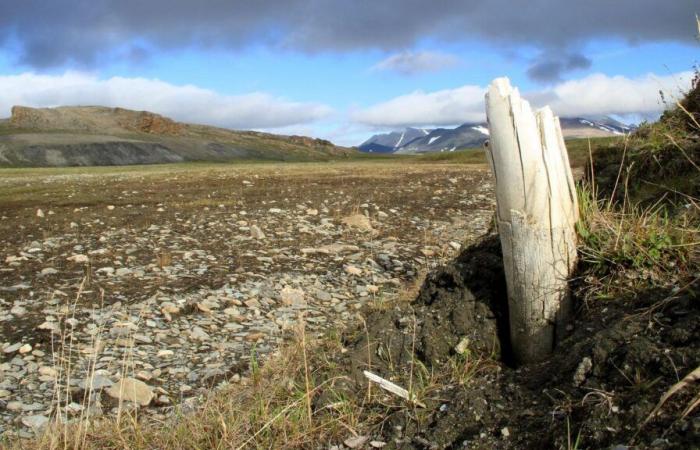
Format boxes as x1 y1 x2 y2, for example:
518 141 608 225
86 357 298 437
359 116 633 154
0 106 353 167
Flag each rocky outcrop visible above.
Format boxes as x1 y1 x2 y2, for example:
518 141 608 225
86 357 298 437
113 108 183 135
10 106 183 136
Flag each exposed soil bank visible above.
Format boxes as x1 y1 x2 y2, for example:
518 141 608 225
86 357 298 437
332 235 699 449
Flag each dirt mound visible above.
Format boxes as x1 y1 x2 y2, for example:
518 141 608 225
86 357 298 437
331 236 699 449
589 73 700 208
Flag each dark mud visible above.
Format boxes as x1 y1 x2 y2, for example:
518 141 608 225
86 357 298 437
331 235 700 449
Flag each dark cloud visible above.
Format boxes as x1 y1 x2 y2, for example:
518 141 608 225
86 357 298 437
1 0 697 68
527 53 593 83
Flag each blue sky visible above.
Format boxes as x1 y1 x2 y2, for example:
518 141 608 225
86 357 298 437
0 1 697 145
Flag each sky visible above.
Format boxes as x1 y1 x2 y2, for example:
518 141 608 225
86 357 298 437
0 1 697 146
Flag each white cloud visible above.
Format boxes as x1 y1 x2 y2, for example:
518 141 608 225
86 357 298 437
372 51 460 75
351 85 486 128
0 71 333 129
543 71 693 118
353 71 694 128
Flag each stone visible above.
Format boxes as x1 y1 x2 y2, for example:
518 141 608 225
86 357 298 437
79 374 114 391
18 344 32 354
10 305 27 317
67 254 89 263
7 401 23 411
21 415 49 430
36 209 45 218
341 214 373 231
344 265 362 276
96 267 115 275
190 326 210 341
37 321 60 333
455 337 470 355
106 378 154 406
250 225 266 239
344 435 369 449
40 268 58 276
38 366 57 377
280 286 306 307
573 357 593 387
3 343 22 354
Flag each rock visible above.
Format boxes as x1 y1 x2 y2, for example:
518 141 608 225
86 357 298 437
250 225 266 239
106 378 154 406
0 389 11 398
501 427 510 438
223 307 240 317
38 366 57 377
96 267 115 275
10 305 27 317
7 401 23 411
344 265 362 276
280 286 306 307
67 254 89 263
18 344 32 354
21 415 49 430
160 302 180 321
37 321 60 333
344 435 369 449
573 357 593 387
454 337 470 355
341 214 373 231
370 441 387 448
3 343 22 354
40 268 58 276
115 268 132 277
190 326 210 341
36 209 44 218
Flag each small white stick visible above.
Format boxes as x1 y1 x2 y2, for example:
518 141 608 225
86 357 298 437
363 370 426 408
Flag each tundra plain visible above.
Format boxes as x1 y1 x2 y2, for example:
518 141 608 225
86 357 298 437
0 160 494 436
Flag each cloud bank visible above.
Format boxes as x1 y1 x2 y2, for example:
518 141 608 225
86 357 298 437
353 71 694 128
0 72 333 129
0 1 696 73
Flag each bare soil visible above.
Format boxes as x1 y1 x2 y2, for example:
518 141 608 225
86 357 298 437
332 236 700 449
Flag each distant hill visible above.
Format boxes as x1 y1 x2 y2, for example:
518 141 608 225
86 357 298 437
359 116 633 154
0 106 354 167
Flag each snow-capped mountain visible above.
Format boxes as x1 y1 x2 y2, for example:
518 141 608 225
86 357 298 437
357 127 430 153
358 117 633 154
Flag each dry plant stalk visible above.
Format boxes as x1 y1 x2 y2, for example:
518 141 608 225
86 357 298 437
643 365 700 426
